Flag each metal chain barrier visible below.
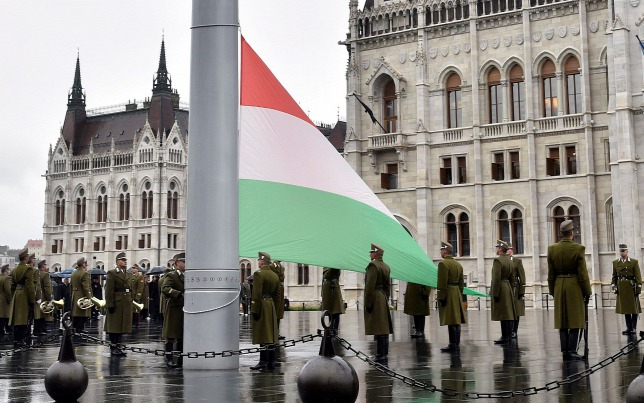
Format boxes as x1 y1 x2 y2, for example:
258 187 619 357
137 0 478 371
332 333 644 399
0 331 62 358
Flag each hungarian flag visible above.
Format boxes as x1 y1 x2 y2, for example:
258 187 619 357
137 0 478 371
239 37 482 295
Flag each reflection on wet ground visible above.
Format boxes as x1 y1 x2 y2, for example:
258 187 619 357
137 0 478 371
0 308 641 402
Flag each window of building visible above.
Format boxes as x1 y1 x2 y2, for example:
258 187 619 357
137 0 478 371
119 184 130 221
491 152 505 181
457 156 467 183
55 191 65 226
606 199 615 251
565 56 582 114
542 59 558 117
497 208 524 253
440 155 467 185
546 147 561 176
97 186 107 223
509 151 520 179
547 145 577 176
447 73 462 128
297 263 309 285
445 212 470 256
492 150 520 180
552 204 582 242
603 139 611 173
74 238 84 253
565 145 577 175
139 233 152 249
383 80 397 133
93 236 106 252
488 68 502 124
240 261 252 284
167 233 178 249
381 163 399 190
512 209 524 253
569 205 581 244
51 239 63 254
440 157 453 185
75 188 86 224
510 64 525 121
142 181 153 219
167 181 179 219
116 235 128 250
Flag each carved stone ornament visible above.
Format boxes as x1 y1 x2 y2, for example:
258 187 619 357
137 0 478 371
399 53 407 64
409 51 417 62
503 36 512 47
516 34 524 45
362 59 370 70
452 44 460 55
429 47 438 59
571 25 580 36
492 38 500 49
463 43 471 53
441 46 449 57
558 26 567 38
373 58 382 68
632 0 640 7
590 21 599 33
532 31 542 42
480 39 488 51
544 28 554 40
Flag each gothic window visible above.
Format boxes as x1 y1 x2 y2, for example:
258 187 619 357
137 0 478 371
552 204 581 242
381 163 398 190
167 181 179 219
542 59 558 117
569 205 581 243
75 188 86 224
497 207 524 253
118 183 130 221
509 64 525 121
298 263 309 285
240 260 252 284
565 56 582 114
383 79 397 133
55 190 65 226
606 198 615 251
141 181 153 219
96 185 107 223
447 73 462 128
488 67 502 124
445 212 470 256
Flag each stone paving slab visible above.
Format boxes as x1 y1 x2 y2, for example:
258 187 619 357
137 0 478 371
0 308 641 402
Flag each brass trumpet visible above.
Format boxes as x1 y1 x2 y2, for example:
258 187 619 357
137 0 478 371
76 297 94 310
91 297 106 308
39 299 64 314
133 300 144 312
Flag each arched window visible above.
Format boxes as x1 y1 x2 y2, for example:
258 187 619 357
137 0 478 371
167 181 179 219
297 263 309 285
510 64 525 121
118 183 130 221
383 79 397 133
512 209 524 254
569 205 581 244
75 188 86 224
55 190 65 226
552 204 581 242
606 199 615 251
240 261 252 283
96 186 107 223
447 73 462 128
542 59 558 117
141 181 153 219
565 56 582 114
488 67 502 124
498 210 510 242
444 211 470 256
497 207 524 252
448 1 455 21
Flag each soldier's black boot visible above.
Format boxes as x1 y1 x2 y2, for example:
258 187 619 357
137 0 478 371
411 316 421 338
416 316 425 338
441 326 456 352
331 314 340 336
559 330 570 360
494 321 508 344
567 329 583 360
250 347 268 370
512 318 519 338
375 336 387 363
264 346 276 371
623 315 632 335
454 325 461 355
164 340 174 366
175 340 183 368
632 315 639 334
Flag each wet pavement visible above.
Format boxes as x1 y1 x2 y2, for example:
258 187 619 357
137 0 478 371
0 308 642 402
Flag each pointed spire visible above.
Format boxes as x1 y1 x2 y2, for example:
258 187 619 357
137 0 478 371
68 53 86 108
153 36 172 94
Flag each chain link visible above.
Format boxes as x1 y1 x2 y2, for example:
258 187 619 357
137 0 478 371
331 333 644 399
0 331 62 357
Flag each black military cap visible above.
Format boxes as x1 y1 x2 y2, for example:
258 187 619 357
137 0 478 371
18 248 29 260
174 252 186 262
115 252 127 262
619 243 628 250
37 260 47 268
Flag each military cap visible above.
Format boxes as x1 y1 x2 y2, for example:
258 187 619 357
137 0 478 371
258 251 271 261
560 220 574 232
440 241 453 253
18 248 29 260
370 243 384 255
619 243 628 250
1 264 9 271
495 240 509 250
174 252 186 262
76 257 87 267
28 253 36 261
507 242 513 249
115 252 127 262
37 260 47 268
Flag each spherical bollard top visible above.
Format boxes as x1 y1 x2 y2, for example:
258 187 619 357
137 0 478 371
626 332 644 403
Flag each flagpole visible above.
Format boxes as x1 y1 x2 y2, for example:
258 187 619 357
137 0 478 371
185 0 239 370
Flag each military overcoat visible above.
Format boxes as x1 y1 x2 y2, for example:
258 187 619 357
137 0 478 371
547 239 592 329
159 268 173 314
436 256 466 326
403 282 430 316
511 257 526 317
321 268 345 315
490 254 516 321
104 267 133 334
40 270 54 321
251 266 280 344
270 262 285 320
9 262 35 326
363 258 393 335
130 273 145 303
71 268 92 318
612 258 642 314
0 275 11 319
162 270 184 340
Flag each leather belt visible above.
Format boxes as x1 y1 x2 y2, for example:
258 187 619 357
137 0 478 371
618 276 635 280
375 285 384 290
16 285 23 289
557 274 576 278
448 282 460 285
262 294 272 299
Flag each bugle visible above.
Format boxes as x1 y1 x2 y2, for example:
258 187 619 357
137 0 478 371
76 297 94 310
91 297 106 308
39 299 64 314
133 300 144 312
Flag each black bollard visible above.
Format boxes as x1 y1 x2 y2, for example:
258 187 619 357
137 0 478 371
626 331 644 403
44 312 89 402
297 311 359 403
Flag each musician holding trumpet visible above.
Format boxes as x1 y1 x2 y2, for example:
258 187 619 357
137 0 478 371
71 257 92 335
104 252 133 357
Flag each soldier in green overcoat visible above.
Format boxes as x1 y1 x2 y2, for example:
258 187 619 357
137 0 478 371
507 244 526 339
130 265 145 328
437 242 466 353
162 252 185 368
364 243 393 364
0 264 11 336
250 252 280 371
547 220 592 361
491 240 516 345
612 243 642 335
321 267 345 334
404 280 430 339
159 266 174 322
34 260 53 335
104 252 133 356
28 254 41 339
71 257 92 334
270 260 286 339
9 248 35 348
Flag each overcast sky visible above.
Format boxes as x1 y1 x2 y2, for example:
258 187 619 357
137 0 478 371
0 1 351 248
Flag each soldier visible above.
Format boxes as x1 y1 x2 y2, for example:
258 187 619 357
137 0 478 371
0 264 11 336
240 278 251 317
162 252 185 368
547 220 592 361
71 257 92 334
130 265 145 327
612 243 642 335
250 251 280 371
491 240 516 345
28 254 40 339
437 242 466 354
364 243 393 364
321 267 345 335
91 276 103 319
34 260 53 335
159 266 174 324
9 248 35 348
269 260 286 340
148 275 160 321
104 252 133 356
403 279 430 339
507 243 526 339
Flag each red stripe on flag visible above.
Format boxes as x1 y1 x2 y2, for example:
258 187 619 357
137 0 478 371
240 37 313 126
